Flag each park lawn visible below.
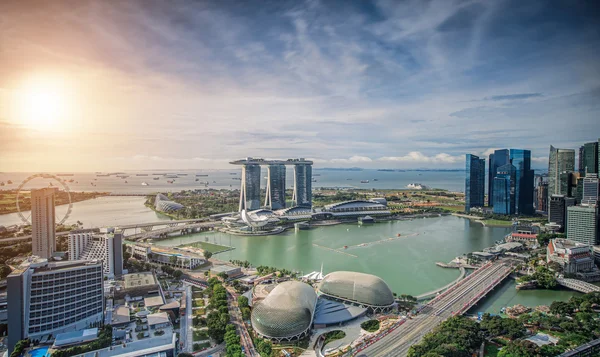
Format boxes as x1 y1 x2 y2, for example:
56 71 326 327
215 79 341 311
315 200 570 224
184 241 232 253
482 219 514 227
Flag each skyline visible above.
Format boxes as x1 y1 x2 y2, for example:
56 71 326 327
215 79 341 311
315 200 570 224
1 0 600 171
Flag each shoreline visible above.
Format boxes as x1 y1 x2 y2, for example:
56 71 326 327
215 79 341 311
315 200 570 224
0 192 110 217
451 213 514 227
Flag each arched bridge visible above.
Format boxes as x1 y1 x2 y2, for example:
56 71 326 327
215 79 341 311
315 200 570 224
557 278 600 294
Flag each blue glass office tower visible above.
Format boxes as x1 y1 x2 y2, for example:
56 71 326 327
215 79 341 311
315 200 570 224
493 164 516 215
488 149 510 207
465 154 485 212
510 149 534 215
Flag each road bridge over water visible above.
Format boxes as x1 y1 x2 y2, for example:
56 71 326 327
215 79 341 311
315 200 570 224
416 267 466 301
557 278 600 294
125 221 219 241
356 260 513 357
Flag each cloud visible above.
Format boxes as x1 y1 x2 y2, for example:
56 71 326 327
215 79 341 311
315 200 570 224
330 156 373 164
486 93 543 101
378 152 463 164
1 0 599 171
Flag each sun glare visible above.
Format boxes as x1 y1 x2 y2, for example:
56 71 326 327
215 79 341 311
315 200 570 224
13 75 70 131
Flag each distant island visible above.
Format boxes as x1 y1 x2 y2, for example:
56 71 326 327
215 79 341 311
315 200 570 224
319 167 364 171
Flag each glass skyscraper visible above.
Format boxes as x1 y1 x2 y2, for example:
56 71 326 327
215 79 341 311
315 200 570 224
293 164 312 207
493 164 516 215
548 145 575 197
465 154 485 212
583 141 599 175
488 149 509 207
239 164 261 211
265 164 286 210
510 149 534 215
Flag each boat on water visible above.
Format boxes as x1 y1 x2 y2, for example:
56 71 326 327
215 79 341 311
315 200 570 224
373 179 378 181
96 174 110 177
313 174 321 176
141 182 149 186
196 174 208 177
165 175 178 178
57 173 74 176
397 233 401 237
153 177 159 180
195 178 199 181
136 174 148 176
7 180 13 184
312 179 317 182
229 173 237 175
178 174 188 176
125 181 128 183
167 180 174 184
360 180 369 183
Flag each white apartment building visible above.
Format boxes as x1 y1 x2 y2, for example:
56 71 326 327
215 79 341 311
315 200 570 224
7 258 104 353
69 228 123 278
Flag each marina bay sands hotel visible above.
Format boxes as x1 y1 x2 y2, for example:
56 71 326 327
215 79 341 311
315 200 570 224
230 158 313 211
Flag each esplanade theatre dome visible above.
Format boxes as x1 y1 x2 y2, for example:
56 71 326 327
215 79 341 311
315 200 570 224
318 271 394 307
251 281 317 341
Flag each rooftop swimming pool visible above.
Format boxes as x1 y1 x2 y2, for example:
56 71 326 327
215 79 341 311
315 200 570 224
29 346 50 357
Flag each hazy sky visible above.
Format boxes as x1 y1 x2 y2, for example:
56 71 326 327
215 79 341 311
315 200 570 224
1 0 599 171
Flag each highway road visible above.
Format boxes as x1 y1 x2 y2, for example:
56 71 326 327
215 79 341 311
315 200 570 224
358 261 512 357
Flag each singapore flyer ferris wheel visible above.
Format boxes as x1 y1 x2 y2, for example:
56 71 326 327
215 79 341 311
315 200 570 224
15 173 73 226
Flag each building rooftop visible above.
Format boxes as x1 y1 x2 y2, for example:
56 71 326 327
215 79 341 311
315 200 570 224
144 296 165 308
552 238 589 250
54 328 98 348
123 272 156 289
111 306 131 325
318 271 394 307
230 158 313 165
147 312 170 326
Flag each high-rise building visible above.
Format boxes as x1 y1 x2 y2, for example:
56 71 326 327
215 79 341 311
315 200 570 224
558 171 579 197
493 164 516 215
292 162 312 208
536 182 548 212
510 149 534 215
239 163 261 211
575 177 584 203
31 188 57 259
7 258 104 352
583 141 599 175
566 206 599 245
582 174 599 206
465 154 485 212
68 227 124 278
548 145 575 198
488 149 510 207
548 195 575 232
264 164 286 210
579 146 586 176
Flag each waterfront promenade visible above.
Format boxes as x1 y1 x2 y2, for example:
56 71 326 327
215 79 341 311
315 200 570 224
357 260 512 357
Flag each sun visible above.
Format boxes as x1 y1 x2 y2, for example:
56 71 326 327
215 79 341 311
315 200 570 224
13 75 70 131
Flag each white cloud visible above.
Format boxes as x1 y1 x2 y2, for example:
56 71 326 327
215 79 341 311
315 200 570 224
378 152 463 164
330 156 373 164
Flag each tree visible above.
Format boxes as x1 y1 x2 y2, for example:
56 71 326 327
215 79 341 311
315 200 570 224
550 301 573 316
237 296 249 308
204 251 213 259
172 270 184 279
217 272 229 280
178 353 193 357
0 265 11 279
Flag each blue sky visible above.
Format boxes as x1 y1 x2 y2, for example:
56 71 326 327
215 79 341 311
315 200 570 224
0 0 599 171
